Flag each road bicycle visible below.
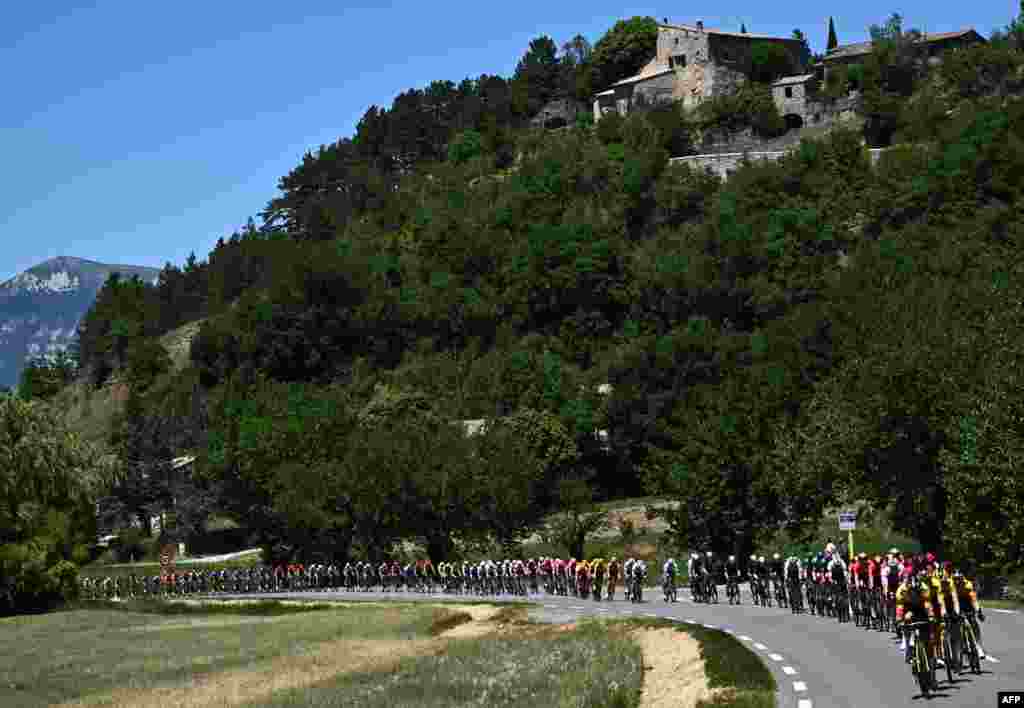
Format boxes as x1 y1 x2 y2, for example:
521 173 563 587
905 621 937 698
691 575 706 603
726 576 741 605
957 610 983 674
704 573 718 603
663 575 677 603
773 577 788 608
630 575 645 603
750 578 763 606
787 579 803 614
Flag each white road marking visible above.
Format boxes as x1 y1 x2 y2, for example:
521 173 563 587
793 681 808 692
754 643 768 650
704 624 717 629
782 666 797 675
768 653 784 661
739 635 753 641
798 700 813 708
990 608 1018 614
986 655 1001 663
646 613 660 617
570 605 585 610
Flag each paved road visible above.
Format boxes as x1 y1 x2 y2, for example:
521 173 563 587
215 586 1022 707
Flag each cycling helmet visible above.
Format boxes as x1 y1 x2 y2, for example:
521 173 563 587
889 547 900 555
759 556 766 563
773 553 780 560
691 552 699 560
750 554 757 561
728 555 735 562
925 552 936 563
825 542 836 554
706 551 712 557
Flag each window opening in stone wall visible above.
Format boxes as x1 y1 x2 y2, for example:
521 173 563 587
670 54 687 68
785 86 793 98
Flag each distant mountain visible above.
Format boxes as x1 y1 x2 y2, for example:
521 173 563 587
0 257 161 389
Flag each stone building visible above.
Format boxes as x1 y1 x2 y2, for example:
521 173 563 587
771 74 821 129
819 28 986 83
593 21 809 120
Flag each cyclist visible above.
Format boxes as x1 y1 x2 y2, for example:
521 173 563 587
632 558 648 600
663 557 679 601
770 553 786 606
897 569 939 665
850 553 869 622
951 567 987 659
688 553 702 598
784 554 803 608
922 559 949 666
607 557 620 600
591 557 606 599
748 554 762 602
724 555 742 602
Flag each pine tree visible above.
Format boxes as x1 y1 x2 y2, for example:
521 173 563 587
741 23 747 34
827 17 839 52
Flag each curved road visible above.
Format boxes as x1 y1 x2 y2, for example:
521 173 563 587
219 585 1022 707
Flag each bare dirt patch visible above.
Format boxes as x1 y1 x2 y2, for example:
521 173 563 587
632 628 713 708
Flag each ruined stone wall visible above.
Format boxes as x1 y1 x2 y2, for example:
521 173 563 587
670 147 887 180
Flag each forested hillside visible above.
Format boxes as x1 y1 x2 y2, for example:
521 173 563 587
24 12 1024 581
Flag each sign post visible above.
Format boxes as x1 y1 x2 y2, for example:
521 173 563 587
838 511 857 561
160 543 178 594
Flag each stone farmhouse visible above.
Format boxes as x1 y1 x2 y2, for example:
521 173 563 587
593 21 809 121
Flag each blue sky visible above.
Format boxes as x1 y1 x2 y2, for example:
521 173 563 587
1 0 1017 282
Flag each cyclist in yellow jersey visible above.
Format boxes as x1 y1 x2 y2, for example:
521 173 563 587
952 568 987 659
896 569 940 664
924 561 948 666
591 558 606 575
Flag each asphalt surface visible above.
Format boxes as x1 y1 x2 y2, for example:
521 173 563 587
215 585 1022 707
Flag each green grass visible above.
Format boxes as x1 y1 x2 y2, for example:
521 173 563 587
243 619 643 708
621 617 775 708
0 601 443 708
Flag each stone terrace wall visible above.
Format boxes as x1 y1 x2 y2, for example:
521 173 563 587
671 147 887 180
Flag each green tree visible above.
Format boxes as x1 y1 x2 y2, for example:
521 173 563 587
749 41 797 83
17 351 76 402
827 16 839 52
447 129 484 164
590 17 659 90
541 471 609 559
741 23 748 34
792 29 812 68
513 36 561 116
0 397 107 614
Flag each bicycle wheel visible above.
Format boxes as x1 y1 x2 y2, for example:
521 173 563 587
963 623 981 674
942 631 954 684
